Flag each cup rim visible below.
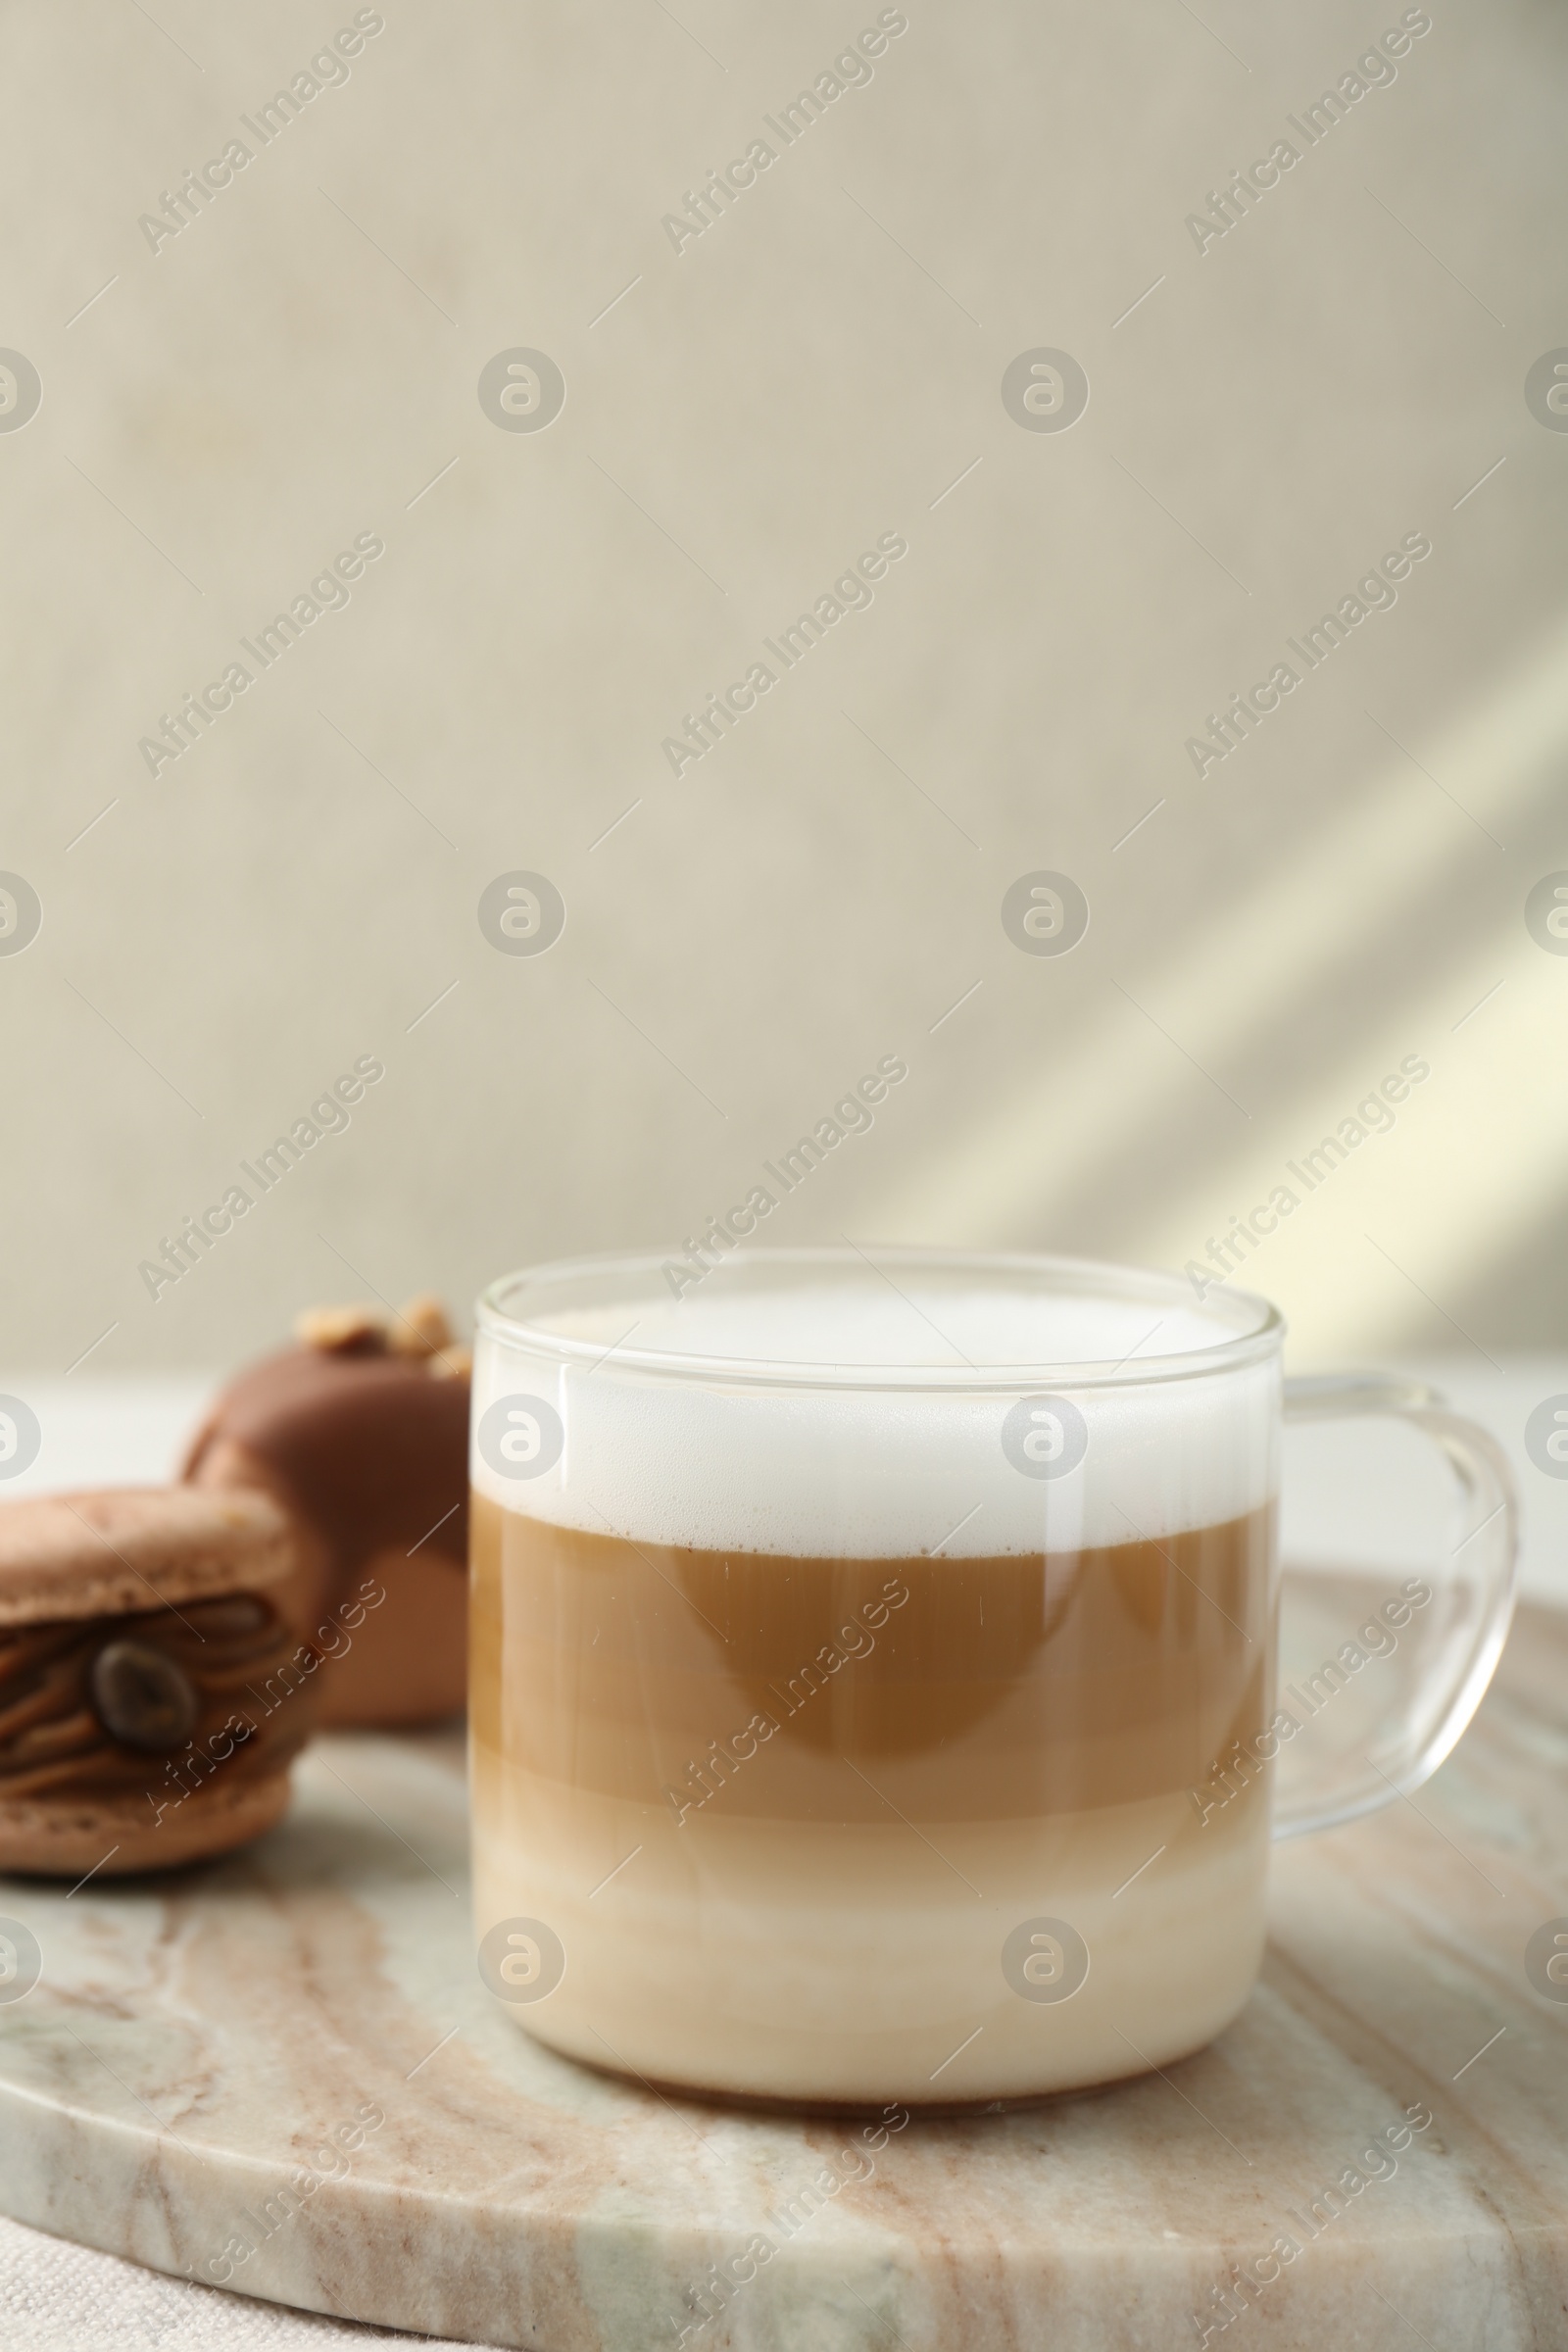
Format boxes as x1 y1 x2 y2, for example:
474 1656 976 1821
474 1246 1285 1393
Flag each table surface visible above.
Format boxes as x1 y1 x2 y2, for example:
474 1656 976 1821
0 1369 1564 2351
0 1599 1563 2349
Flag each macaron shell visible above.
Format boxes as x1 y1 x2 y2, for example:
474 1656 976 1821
0 1766 293 1877
0 1488 296 1626
179 1435 340 1643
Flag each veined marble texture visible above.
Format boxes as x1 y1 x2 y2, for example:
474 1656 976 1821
0 1601 1563 2351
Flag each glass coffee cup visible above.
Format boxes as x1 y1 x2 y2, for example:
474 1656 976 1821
468 1248 1516 2109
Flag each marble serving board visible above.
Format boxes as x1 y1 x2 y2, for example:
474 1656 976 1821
0 1596 1565 2352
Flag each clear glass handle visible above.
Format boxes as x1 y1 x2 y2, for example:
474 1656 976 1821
1272 1373 1518 1840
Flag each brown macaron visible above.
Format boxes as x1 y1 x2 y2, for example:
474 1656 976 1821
182 1294 469 1730
0 1486 316 1877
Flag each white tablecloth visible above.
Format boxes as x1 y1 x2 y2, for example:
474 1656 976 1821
0 2214 496 2352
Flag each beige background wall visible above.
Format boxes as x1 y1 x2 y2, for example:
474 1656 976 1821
1 0 1564 1377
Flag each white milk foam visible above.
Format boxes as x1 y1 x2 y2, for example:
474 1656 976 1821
472 1276 1280 1556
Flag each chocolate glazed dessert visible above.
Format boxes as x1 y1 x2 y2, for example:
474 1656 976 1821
182 1295 471 1729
